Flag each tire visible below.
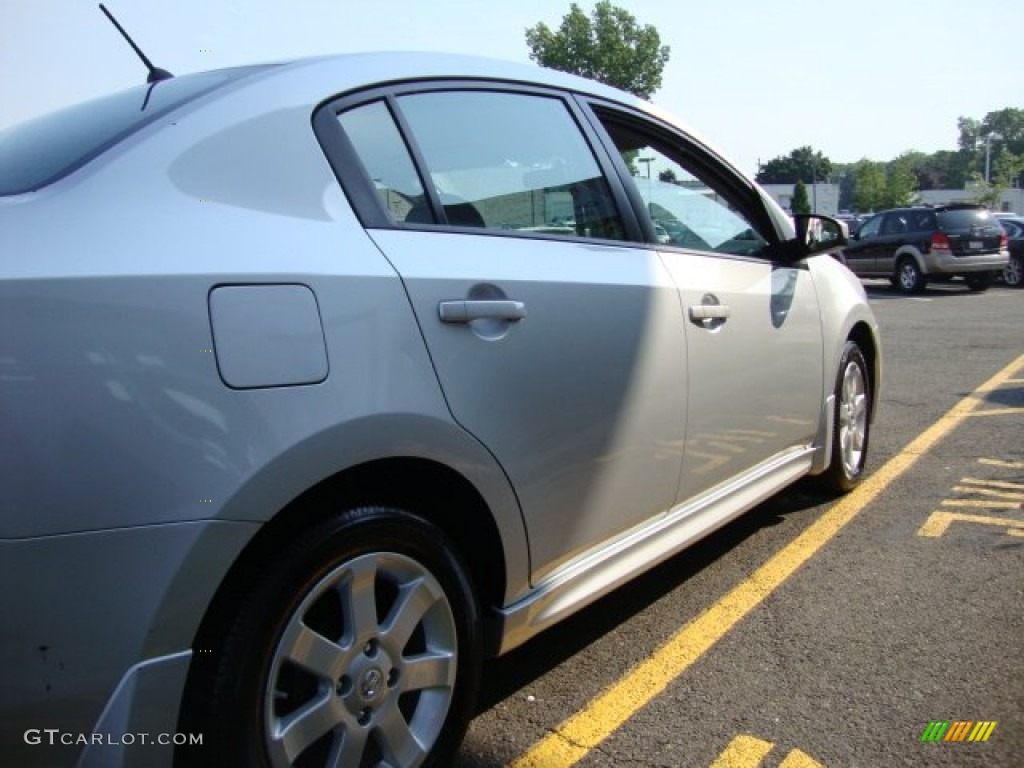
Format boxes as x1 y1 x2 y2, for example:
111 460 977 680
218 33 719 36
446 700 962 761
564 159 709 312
818 341 871 493
182 507 481 768
964 271 996 292
1003 254 1023 288
894 256 926 293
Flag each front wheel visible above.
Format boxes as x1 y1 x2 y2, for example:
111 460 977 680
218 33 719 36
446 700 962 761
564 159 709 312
182 507 481 768
819 341 871 493
894 256 926 293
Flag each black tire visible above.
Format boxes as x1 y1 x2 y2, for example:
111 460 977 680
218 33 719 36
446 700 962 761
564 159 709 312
894 256 926 293
1002 255 1023 288
181 507 481 768
964 271 996 292
818 341 871 494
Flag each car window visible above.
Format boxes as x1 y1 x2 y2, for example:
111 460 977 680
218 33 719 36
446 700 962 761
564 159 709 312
593 112 769 256
937 207 998 230
880 213 909 236
390 90 625 240
0 66 271 196
907 211 934 232
337 100 428 222
857 215 882 239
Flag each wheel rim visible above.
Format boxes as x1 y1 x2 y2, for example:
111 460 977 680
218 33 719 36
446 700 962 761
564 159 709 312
838 360 868 477
265 552 457 768
898 262 917 291
1006 255 1023 287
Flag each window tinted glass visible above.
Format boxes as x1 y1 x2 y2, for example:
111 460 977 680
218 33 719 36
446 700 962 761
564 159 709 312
596 115 767 256
396 91 625 239
337 101 426 222
0 66 269 196
857 215 883 238
937 207 997 230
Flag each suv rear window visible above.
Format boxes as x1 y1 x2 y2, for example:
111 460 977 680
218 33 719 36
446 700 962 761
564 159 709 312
936 207 996 230
0 66 271 196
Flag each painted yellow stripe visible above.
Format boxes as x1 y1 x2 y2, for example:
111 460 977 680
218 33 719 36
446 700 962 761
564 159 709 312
940 498 1022 509
979 459 1024 469
510 353 1024 768
708 734 773 767
778 748 825 768
959 477 1024 491
917 511 1024 538
968 407 1024 417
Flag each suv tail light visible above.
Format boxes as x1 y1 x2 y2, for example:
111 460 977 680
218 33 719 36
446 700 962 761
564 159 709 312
930 232 952 255
1000 231 1008 250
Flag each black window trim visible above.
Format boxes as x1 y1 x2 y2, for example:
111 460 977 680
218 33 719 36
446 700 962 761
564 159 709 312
313 78 646 245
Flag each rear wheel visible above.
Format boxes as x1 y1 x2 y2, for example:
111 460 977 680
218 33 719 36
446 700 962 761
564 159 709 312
964 271 996 292
894 256 926 293
183 507 481 768
1003 254 1023 287
818 341 871 493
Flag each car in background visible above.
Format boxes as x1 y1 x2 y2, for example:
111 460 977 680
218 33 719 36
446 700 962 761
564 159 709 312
997 215 1024 287
0 52 880 768
839 204 1009 293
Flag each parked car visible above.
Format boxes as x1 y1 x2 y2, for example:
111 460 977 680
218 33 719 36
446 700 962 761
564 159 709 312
997 215 1024 287
839 204 1009 293
0 52 881 768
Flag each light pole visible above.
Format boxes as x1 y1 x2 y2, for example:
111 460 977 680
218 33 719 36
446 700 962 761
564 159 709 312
638 156 654 212
984 132 1003 184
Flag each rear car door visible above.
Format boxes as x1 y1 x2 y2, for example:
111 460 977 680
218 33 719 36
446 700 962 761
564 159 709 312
586 105 825 501
318 86 688 582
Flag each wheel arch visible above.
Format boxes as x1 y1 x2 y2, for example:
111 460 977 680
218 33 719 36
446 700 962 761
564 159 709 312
175 454 512 744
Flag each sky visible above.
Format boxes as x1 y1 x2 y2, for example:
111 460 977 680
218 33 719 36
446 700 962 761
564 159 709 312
2 0 1022 177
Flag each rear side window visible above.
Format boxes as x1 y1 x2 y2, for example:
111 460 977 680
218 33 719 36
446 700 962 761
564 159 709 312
340 90 626 240
0 66 269 195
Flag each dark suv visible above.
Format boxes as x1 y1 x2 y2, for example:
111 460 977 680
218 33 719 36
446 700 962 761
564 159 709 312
840 204 1009 293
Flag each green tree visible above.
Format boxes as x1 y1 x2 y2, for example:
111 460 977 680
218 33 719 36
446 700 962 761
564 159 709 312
791 179 811 214
880 154 920 209
755 146 833 185
525 1 671 99
852 159 886 213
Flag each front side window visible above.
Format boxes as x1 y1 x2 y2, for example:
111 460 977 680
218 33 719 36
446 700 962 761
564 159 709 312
857 215 883 239
394 90 625 240
595 113 769 256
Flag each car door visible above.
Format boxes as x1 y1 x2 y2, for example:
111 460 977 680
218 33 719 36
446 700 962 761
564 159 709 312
586 105 824 501
844 212 884 275
323 87 688 583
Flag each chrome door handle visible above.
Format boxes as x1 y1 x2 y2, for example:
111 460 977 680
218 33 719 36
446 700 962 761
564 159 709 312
688 304 731 321
438 300 527 323
688 303 730 330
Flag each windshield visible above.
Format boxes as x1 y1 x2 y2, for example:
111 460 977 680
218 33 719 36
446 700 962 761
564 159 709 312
0 66 272 195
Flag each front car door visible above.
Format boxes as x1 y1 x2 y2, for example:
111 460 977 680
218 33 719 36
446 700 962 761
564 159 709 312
320 85 688 584
843 212 884 275
585 105 825 502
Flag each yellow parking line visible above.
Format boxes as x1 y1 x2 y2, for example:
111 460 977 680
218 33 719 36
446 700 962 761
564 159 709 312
709 734 774 767
510 354 1024 768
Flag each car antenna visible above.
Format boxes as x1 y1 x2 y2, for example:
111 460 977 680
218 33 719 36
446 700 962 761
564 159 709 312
98 3 173 84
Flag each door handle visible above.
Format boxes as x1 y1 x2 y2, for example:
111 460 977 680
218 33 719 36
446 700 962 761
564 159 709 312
438 300 527 323
688 303 730 330
688 304 731 320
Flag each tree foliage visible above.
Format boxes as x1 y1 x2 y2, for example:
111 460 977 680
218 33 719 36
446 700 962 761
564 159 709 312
525 1 671 100
755 146 833 185
790 180 811 214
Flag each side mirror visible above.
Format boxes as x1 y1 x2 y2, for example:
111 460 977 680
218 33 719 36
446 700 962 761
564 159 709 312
793 213 848 256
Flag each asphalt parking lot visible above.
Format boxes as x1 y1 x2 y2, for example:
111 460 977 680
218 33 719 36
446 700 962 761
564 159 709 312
455 280 1023 767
